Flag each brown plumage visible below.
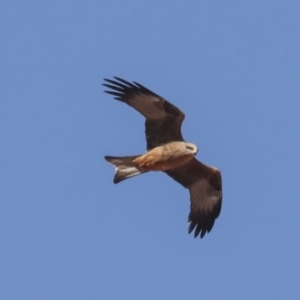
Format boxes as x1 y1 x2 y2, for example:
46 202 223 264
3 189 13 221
104 77 222 238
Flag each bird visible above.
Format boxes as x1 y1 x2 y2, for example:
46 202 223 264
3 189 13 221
103 77 222 238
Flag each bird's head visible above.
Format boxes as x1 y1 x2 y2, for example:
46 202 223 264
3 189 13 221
185 143 198 155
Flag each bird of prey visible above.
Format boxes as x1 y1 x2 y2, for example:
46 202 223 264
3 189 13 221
103 77 222 238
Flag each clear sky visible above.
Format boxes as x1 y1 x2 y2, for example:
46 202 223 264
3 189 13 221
1 1 300 299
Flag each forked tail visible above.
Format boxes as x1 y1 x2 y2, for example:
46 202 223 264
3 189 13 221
104 155 148 183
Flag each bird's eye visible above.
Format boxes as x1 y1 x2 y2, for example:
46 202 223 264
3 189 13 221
186 146 194 151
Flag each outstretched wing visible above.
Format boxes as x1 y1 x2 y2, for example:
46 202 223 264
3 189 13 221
165 158 222 238
103 77 185 150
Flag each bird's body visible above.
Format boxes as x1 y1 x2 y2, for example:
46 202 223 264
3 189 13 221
103 77 222 238
132 141 197 171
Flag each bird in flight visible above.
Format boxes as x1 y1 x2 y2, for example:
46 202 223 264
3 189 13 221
103 77 222 238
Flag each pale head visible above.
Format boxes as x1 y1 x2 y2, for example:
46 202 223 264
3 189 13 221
185 142 198 155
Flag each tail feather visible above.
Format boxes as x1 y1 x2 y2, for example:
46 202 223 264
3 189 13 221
104 155 147 183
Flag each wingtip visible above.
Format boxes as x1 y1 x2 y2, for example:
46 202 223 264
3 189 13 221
188 219 210 239
104 155 112 162
113 177 121 184
103 77 112 84
103 77 123 86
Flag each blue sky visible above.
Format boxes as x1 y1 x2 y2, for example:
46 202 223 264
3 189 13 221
1 1 300 299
